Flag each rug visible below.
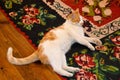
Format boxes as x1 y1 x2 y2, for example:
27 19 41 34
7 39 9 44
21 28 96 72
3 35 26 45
0 0 120 80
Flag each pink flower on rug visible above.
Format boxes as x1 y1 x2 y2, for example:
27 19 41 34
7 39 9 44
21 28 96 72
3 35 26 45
94 7 101 15
24 7 39 17
22 15 40 25
9 12 18 17
74 54 95 69
111 36 120 45
76 69 97 80
113 46 120 59
22 15 33 25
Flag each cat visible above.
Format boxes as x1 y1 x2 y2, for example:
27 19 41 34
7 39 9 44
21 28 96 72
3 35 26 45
7 8 102 77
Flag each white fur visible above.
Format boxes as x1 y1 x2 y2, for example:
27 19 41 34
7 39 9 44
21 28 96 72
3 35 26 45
7 16 102 77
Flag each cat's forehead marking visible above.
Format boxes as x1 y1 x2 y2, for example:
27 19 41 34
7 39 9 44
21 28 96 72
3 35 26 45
40 31 57 43
67 9 80 23
71 12 80 23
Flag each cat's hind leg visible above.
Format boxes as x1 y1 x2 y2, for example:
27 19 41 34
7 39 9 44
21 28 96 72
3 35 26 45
62 54 80 73
53 66 73 77
63 66 80 73
48 51 73 77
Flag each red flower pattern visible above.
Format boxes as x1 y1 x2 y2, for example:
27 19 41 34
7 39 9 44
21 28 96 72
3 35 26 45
113 46 120 59
22 6 40 25
76 69 97 80
24 7 39 17
74 54 95 69
111 36 120 45
111 35 120 59
22 15 40 25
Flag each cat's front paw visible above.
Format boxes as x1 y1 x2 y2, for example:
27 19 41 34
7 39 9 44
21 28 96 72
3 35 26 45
64 72 73 77
92 38 102 46
90 46 95 51
88 44 95 51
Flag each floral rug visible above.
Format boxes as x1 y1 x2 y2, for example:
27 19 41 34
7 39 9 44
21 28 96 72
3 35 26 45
0 0 120 80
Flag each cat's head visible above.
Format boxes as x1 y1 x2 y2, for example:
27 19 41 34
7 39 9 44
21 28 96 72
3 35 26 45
66 8 83 26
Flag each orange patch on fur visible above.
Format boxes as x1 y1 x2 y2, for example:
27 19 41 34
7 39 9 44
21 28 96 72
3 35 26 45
71 13 80 23
58 26 64 29
54 26 64 30
40 31 57 43
37 46 49 64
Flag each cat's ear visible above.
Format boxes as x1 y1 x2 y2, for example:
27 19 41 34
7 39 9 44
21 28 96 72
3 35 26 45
75 8 79 13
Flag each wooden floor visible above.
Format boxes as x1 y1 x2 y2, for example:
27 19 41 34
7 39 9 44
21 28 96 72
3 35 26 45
0 11 62 80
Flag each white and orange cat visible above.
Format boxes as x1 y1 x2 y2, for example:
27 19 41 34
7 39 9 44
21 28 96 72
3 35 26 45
7 9 102 77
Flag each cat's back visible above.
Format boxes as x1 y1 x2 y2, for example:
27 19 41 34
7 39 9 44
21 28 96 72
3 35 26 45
40 25 71 44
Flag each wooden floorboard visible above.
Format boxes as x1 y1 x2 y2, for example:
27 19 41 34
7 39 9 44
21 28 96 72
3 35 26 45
0 11 61 80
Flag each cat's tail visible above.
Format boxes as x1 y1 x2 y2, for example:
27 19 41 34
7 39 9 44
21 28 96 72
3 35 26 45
7 47 39 65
